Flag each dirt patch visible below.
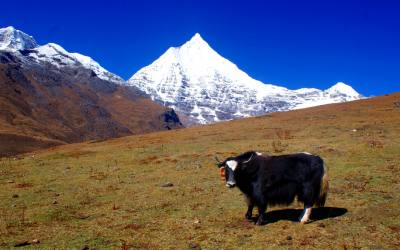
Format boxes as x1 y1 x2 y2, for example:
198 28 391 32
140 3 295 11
124 223 142 230
139 155 159 164
65 150 95 158
14 183 33 188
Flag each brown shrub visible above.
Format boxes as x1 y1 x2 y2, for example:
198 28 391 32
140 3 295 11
272 141 288 153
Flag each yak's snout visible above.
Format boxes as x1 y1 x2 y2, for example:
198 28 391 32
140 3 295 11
226 181 236 188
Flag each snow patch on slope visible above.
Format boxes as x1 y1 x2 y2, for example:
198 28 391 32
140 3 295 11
28 43 123 83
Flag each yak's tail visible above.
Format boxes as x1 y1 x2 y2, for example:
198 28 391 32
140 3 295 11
316 161 329 207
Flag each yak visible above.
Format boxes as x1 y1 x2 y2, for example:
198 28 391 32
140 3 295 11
216 151 329 225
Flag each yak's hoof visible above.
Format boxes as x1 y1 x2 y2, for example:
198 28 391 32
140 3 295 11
255 218 265 225
245 214 252 221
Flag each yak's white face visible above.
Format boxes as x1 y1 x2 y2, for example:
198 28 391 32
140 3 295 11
224 160 238 188
226 160 237 171
219 151 260 188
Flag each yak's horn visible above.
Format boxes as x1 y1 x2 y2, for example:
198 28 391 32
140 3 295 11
242 154 254 164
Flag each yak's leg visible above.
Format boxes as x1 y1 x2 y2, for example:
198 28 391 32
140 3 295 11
299 184 314 224
255 203 267 225
300 205 312 224
244 196 254 220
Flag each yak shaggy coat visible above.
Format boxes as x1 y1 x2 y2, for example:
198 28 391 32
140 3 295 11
217 151 329 225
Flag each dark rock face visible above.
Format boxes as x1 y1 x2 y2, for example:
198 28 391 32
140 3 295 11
160 109 183 130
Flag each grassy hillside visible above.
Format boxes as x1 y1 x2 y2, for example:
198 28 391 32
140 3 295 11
1 93 399 249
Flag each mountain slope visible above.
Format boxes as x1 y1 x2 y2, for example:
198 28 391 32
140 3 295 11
0 27 182 156
128 33 363 124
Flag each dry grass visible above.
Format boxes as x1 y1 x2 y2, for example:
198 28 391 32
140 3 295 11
0 93 399 249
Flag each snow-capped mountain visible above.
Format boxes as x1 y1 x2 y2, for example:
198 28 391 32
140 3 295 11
0 26 123 83
128 33 363 124
0 26 38 51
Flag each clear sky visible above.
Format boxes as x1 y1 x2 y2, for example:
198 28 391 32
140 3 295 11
1 0 399 96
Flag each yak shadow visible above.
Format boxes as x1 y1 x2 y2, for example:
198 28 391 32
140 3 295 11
251 207 348 224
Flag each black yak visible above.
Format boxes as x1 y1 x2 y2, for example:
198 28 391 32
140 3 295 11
216 151 329 225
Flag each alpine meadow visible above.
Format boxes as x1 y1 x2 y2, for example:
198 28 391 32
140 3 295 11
1 93 399 249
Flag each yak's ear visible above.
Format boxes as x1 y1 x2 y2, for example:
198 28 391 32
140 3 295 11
215 156 224 168
226 160 238 171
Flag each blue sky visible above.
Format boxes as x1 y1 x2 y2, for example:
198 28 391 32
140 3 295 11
1 0 399 96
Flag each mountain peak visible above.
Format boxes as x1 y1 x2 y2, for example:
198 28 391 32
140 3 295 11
326 82 361 97
0 26 38 51
182 32 210 49
190 33 203 41
331 82 351 88
2 26 16 31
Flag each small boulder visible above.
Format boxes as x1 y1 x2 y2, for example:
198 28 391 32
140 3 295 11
161 182 174 187
31 239 40 244
188 242 200 249
14 241 30 247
